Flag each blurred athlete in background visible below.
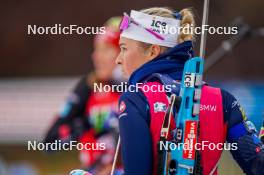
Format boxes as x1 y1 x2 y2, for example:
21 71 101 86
43 16 123 175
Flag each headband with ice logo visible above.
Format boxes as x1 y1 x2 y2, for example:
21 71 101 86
120 10 181 47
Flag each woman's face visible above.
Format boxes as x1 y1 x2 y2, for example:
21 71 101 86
116 37 151 78
92 41 119 81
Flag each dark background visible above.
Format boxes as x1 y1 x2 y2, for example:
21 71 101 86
0 0 263 80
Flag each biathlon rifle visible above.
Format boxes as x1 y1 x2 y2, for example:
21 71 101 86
158 0 209 175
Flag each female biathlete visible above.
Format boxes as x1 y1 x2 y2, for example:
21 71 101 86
44 17 123 175
114 7 264 175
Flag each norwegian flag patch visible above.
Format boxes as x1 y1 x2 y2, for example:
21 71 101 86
119 101 126 113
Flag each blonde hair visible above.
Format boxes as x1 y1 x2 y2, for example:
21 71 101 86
140 7 195 44
104 16 122 31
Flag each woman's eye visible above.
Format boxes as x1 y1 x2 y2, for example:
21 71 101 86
121 47 127 51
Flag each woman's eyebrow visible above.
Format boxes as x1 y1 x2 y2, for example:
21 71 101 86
119 43 125 47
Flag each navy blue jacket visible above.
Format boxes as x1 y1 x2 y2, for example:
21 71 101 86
118 41 264 175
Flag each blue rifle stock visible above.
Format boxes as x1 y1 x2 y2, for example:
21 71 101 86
161 57 204 175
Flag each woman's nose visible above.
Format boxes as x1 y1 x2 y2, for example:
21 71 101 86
115 54 122 65
91 50 98 61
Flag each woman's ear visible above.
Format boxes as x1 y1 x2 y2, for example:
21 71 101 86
146 44 161 61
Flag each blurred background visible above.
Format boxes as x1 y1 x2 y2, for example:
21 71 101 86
0 0 263 174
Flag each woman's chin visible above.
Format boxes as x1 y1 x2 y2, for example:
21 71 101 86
121 70 129 79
